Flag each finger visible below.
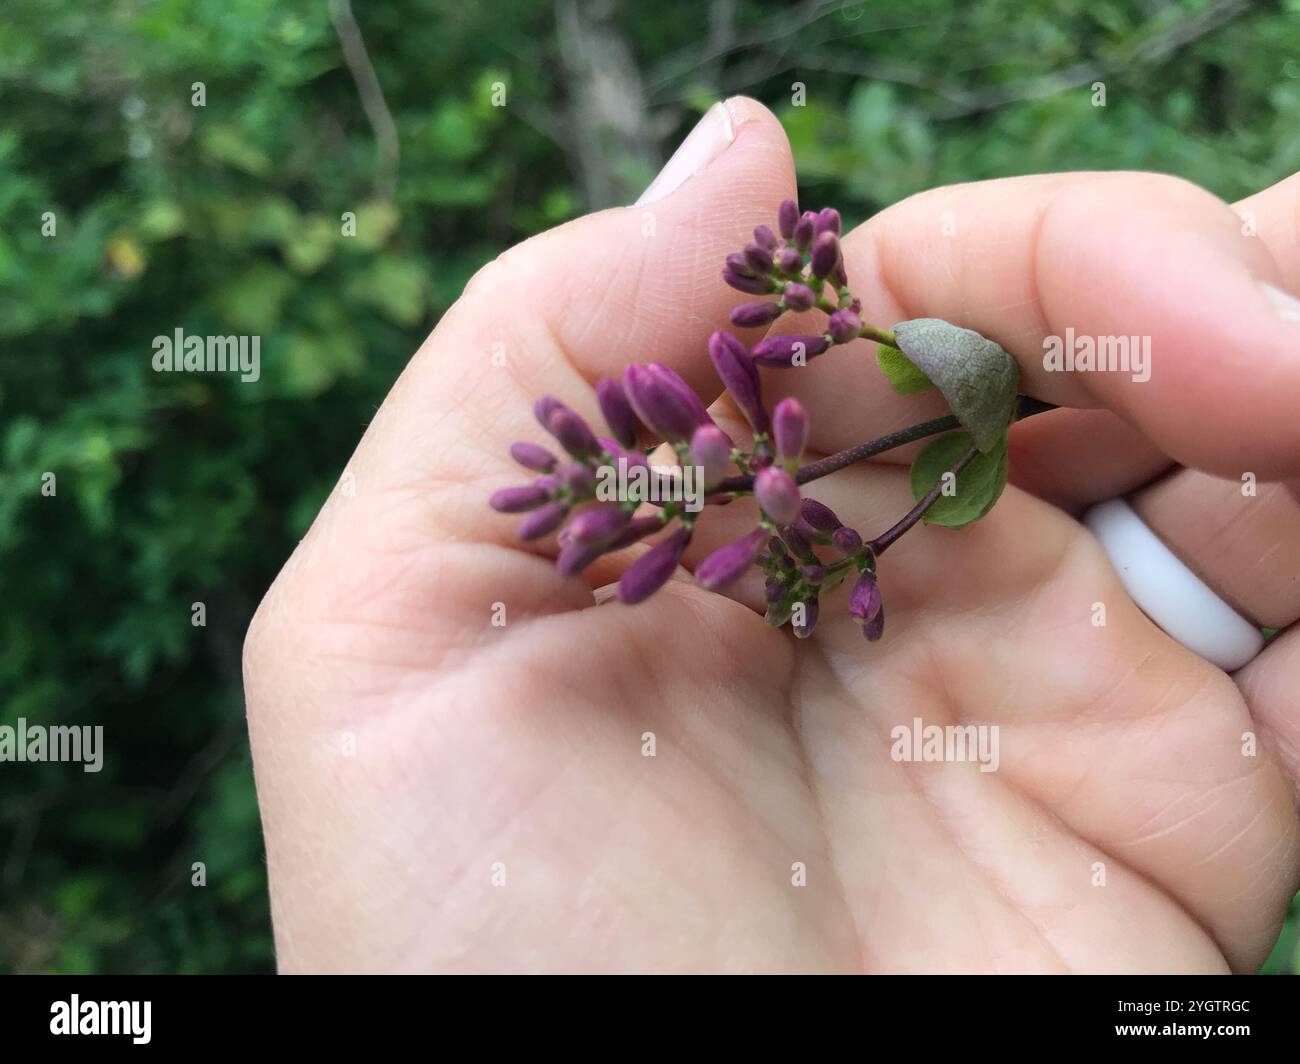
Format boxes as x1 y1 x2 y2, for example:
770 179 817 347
764 171 1300 485
1237 627 1300 805
265 97 796 628
1008 172 1300 513
1128 469 1300 631
842 480 1300 970
1234 171 1300 291
1006 408 1170 514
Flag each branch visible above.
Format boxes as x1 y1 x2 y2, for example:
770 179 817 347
713 395 1054 496
330 0 400 201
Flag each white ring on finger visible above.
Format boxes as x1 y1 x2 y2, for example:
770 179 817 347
1083 498 1265 672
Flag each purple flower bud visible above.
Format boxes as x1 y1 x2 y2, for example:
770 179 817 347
725 252 755 278
863 602 885 641
596 378 640 449
691 424 732 488
782 522 814 560
800 499 842 533
722 268 773 295
755 467 800 525
782 282 815 312
765 600 794 628
743 243 774 275
801 564 824 584
618 527 691 604
566 504 631 545
832 526 863 554
773 397 809 464
810 231 841 279
777 198 799 239
764 576 785 602
490 484 550 513
696 527 768 591
707 331 768 434
793 211 816 251
792 515 827 545
557 538 605 577
607 515 664 551
792 597 820 639
536 400 599 459
534 474 560 495
510 441 557 473
815 207 841 235
622 364 700 442
827 309 862 345
648 363 711 427
778 248 803 274
768 536 794 567
534 396 563 429
559 461 596 496
552 409 599 459
752 224 778 251
831 259 848 288
849 571 882 626
730 300 783 328
751 334 830 367
517 500 568 540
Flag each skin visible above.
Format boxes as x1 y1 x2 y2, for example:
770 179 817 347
243 98 1300 973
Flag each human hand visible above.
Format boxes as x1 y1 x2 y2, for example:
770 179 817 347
243 97 1300 973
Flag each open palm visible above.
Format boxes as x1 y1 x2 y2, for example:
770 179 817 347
244 98 1300 973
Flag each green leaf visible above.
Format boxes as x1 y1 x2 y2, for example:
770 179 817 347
909 430 1009 528
891 319 1019 451
876 343 935 395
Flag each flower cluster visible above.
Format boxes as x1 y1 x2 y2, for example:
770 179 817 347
490 197 1034 641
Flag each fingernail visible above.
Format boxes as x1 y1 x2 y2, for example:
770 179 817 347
635 101 735 206
1260 281 1300 323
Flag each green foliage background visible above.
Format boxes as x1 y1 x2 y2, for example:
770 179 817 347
1 0 1298 973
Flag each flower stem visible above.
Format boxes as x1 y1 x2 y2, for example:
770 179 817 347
714 395 1055 496
795 413 961 485
868 442 979 556
858 323 896 346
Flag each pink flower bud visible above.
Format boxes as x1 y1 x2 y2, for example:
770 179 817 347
754 467 800 525
695 527 768 591
691 424 732 488
782 282 815 312
772 397 809 464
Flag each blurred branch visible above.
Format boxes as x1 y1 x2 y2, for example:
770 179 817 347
330 0 400 200
554 0 658 209
925 0 1251 119
645 0 1249 120
702 0 739 90
643 0 844 101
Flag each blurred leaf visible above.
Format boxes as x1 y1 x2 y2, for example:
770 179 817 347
199 123 271 176
213 264 296 331
346 256 426 326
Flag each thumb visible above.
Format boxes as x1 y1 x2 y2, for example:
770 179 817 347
257 97 796 630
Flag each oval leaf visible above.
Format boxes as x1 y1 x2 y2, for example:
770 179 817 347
910 430 1009 528
891 318 1018 452
875 343 935 395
